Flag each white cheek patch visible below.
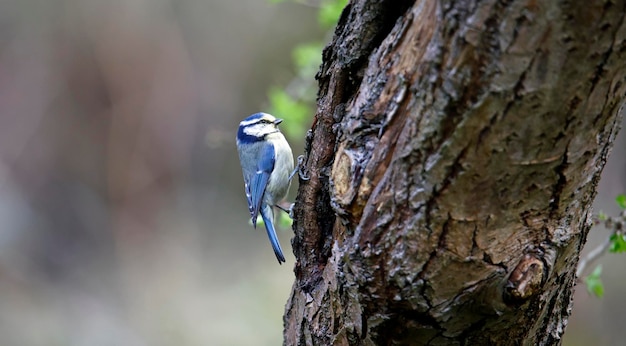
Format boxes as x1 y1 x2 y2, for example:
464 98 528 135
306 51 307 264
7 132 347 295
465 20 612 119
243 124 266 136
243 123 279 137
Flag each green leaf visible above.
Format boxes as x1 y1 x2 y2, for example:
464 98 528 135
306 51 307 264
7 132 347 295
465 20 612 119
585 265 604 298
598 211 608 221
616 194 626 209
292 43 323 76
318 0 348 29
248 213 292 229
609 233 626 253
277 211 294 228
267 87 311 139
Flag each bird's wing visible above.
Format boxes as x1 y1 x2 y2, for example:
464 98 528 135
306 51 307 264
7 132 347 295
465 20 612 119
248 143 275 228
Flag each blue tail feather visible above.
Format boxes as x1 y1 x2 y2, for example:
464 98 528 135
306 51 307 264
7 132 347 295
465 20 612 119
260 205 286 264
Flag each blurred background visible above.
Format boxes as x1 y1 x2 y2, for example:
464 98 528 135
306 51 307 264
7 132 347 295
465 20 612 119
0 1 623 345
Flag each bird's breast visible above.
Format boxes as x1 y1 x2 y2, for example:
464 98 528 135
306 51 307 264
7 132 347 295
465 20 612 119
265 134 294 205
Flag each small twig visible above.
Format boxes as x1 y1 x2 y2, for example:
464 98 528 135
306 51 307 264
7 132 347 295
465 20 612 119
576 236 612 278
575 205 626 289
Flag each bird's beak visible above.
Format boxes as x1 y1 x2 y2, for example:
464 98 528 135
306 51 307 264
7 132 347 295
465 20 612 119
274 118 283 125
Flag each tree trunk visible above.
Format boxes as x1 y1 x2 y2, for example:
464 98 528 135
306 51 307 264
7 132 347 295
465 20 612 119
285 0 626 345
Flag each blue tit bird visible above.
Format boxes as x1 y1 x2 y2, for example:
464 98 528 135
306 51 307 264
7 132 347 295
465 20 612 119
236 112 295 264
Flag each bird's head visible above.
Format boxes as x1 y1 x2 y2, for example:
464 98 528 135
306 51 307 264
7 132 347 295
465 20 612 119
237 113 283 143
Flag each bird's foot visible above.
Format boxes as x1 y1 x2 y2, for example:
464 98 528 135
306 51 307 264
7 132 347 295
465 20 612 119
276 203 296 219
289 155 310 181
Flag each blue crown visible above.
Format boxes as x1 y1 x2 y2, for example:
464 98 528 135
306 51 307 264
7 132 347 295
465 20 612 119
243 113 266 122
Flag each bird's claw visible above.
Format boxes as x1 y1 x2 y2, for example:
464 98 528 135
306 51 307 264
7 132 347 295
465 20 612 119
289 155 309 181
296 155 310 181
288 203 295 219
276 203 295 219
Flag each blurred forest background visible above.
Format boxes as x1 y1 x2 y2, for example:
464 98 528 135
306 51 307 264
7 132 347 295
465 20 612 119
0 1 623 345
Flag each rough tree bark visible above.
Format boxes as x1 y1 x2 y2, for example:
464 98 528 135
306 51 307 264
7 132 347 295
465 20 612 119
285 0 626 345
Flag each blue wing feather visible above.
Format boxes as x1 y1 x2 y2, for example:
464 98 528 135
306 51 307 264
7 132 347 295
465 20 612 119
248 143 275 227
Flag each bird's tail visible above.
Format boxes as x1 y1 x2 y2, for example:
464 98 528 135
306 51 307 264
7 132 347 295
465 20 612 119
260 205 286 264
